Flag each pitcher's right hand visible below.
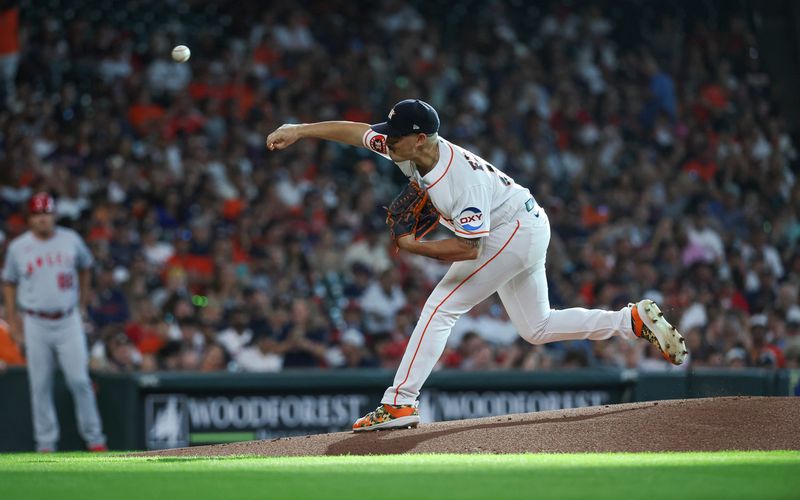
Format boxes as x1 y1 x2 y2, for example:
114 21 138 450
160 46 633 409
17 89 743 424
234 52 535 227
266 124 303 151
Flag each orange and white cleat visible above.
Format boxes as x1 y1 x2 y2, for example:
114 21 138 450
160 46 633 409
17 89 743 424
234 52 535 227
631 299 688 365
353 403 420 432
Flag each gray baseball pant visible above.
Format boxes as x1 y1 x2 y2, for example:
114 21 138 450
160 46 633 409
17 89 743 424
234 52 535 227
24 311 106 451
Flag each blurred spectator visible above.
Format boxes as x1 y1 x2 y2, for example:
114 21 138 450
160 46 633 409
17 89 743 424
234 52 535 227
329 329 380 369
237 332 283 372
163 230 214 288
199 343 231 372
640 344 675 372
725 347 749 369
155 341 182 371
359 269 406 334
339 301 366 337
747 314 785 368
449 299 518 348
141 230 175 267
278 298 330 368
561 348 591 370
343 263 373 299
173 317 205 370
124 299 168 355
216 307 253 359
782 308 800 350
91 330 142 373
147 52 192 95
89 265 130 329
273 11 316 53
0 318 24 365
343 223 392 276
499 339 555 371
0 1 20 106
784 337 800 369
457 332 498 371
375 305 415 370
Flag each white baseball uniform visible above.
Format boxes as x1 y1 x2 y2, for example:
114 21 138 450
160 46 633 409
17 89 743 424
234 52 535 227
362 129 638 405
2 227 106 451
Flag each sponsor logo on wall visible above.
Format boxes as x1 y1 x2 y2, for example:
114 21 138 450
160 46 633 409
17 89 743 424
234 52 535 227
145 393 371 448
145 394 190 449
186 394 369 433
418 390 610 423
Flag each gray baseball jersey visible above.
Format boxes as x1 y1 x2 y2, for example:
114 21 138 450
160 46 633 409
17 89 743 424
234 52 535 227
2 228 93 311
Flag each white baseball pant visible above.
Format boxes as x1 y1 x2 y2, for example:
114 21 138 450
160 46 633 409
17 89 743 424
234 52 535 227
383 205 637 405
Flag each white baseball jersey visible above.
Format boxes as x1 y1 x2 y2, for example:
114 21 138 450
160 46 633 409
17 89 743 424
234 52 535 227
360 127 636 408
2 227 94 311
362 129 534 238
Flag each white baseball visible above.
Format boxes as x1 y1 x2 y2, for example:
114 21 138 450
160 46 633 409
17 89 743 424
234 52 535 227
171 45 191 63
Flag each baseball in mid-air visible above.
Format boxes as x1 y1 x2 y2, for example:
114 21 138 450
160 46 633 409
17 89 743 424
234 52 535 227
171 45 191 63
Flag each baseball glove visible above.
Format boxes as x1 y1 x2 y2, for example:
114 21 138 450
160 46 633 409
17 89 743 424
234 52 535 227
385 181 440 241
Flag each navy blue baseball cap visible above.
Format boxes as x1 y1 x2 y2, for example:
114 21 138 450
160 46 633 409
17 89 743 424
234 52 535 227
372 99 440 137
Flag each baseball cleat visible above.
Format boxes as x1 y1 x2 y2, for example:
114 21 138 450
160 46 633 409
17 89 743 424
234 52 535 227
353 403 420 432
630 299 688 365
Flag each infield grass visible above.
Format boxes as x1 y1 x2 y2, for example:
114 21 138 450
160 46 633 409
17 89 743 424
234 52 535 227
1 451 798 500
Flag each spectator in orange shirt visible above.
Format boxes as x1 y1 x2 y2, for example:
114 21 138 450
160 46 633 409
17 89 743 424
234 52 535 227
682 149 718 182
749 315 785 368
163 230 215 289
0 1 20 105
127 90 165 133
124 299 168 355
0 318 25 366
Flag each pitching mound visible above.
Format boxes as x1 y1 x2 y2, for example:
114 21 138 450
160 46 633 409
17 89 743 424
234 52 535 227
137 396 800 457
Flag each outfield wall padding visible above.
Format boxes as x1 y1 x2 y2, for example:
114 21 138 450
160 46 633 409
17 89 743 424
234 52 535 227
0 367 795 451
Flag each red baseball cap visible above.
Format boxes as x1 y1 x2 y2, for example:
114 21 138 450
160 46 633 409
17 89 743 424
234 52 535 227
28 192 55 214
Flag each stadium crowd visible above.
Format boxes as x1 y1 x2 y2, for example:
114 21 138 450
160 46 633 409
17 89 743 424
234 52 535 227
1 0 800 374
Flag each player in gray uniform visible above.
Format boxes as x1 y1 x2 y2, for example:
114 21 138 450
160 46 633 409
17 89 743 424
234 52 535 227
2 192 107 452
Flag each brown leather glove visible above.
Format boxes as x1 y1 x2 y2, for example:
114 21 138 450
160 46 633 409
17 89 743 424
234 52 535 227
385 181 440 241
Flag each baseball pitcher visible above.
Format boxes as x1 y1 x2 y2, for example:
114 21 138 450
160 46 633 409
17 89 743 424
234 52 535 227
266 99 687 432
1 193 107 451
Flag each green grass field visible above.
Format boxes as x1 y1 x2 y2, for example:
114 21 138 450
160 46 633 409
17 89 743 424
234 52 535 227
1 451 798 499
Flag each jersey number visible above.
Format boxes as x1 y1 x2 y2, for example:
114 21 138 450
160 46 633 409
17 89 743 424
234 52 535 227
463 152 512 186
57 273 74 290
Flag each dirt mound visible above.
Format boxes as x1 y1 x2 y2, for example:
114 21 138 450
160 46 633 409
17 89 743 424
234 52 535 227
136 396 800 457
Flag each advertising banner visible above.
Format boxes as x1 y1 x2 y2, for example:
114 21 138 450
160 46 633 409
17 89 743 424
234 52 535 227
140 370 629 448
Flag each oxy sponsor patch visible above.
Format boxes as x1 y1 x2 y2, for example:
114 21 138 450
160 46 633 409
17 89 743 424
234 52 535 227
457 207 484 231
369 135 388 154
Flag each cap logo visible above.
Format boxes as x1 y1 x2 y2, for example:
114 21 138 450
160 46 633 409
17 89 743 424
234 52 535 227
412 124 420 130
388 108 396 119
